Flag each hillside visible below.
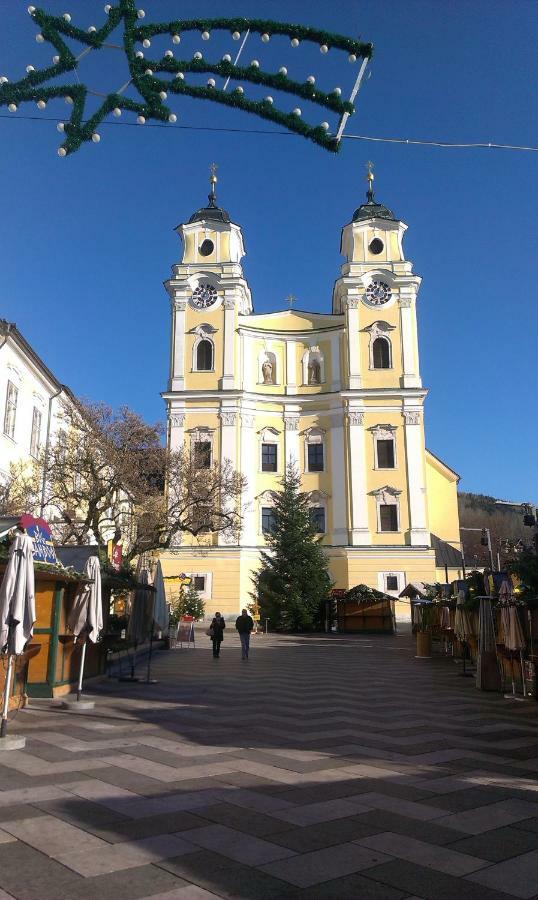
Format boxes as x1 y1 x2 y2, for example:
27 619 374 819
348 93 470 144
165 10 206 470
458 492 532 568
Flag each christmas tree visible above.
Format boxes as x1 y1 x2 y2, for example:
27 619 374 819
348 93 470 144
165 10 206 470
253 463 332 631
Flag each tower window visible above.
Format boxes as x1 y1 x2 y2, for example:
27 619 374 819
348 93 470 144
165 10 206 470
376 438 395 469
30 407 42 458
262 507 277 534
199 239 214 257
196 339 213 371
309 507 326 533
385 575 399 592
379 504 398 532
372 337 391 369
261 443 277 472
369 238 384 255
193 440 211 469
307 443 324 472
3 381 18 439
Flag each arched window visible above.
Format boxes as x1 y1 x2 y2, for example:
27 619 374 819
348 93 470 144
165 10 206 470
372 337 391 369
196 339 213 371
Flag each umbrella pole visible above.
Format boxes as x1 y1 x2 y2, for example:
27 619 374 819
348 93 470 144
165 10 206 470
1 654 15 738
521 650 527 698
76 640 87 702
143 596 158 685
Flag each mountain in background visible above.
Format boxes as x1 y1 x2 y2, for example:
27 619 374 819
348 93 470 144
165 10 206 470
458 492 533 569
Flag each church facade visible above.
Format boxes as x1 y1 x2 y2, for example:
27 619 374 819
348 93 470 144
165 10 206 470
159 171 462 617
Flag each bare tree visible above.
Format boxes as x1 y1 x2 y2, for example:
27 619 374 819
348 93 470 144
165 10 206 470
1 399 246 561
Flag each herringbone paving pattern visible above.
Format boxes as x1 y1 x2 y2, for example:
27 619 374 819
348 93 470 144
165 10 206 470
2 629 538 898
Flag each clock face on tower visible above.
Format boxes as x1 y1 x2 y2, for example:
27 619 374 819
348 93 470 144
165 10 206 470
191 283 218 309
365 280 392 306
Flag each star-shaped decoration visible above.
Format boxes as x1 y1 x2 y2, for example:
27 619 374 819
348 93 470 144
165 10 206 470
0 1 373 155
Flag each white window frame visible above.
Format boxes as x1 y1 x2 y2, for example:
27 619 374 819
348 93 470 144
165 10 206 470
258 427 280 474
378 571 405 596
30 406 42 458
301 346 325 385
184 571 212 600
371 425 397 470
304 427 326 473
374 486 402 533
3 380 18 440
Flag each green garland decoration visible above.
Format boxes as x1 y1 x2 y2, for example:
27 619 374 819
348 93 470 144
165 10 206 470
0 1 373 155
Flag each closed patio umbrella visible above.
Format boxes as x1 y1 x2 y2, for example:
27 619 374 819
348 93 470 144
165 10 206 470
0 531 36 739
454 590 474 676
121 569 152 681
499 581 527 698
67 555 102 702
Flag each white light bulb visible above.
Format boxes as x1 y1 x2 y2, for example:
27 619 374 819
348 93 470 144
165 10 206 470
88 26 97 33
65 95 74 104
172 34 181 44
159 91 167 100
265 95 273 104
63 13 71 22
279 66 287 76
168 113 177 123
104 4 111 12
320 44 328 53
261 33 270 42
293 107 301 116
26 65 35 73
144 68 153 75
137 115 146 124
307 75 315 84
222 54 231 62
333 86 342 96
37 99 46 109
320 121 329 130
175 72 184 80
201 31 210 40
137 9 145 18
349 53 357 63
135 51 144 58
291 38 299 47
53 55 60 64
28 5 36 13
57 122 65 132
8 103 17 112
232 31 240 40
207 78 216 87
250 59 259 68
58 147 67 157
113 106 121 117
193 52 202 60
36 33 44 42
164 50 174 58
91 132 100 143
235 85 244 94
142 38 150 48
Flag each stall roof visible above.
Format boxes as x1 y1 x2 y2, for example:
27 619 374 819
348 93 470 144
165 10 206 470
431 534 463 568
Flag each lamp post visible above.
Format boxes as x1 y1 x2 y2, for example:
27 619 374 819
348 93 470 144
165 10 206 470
460 526 495 571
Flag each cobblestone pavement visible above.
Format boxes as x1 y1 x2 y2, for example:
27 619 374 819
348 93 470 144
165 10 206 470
2 628 538 899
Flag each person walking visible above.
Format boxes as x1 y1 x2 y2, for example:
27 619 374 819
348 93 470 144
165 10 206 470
235 608 254 660
210 612 225 658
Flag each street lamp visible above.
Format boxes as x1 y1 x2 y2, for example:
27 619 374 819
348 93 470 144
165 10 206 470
460 526 495 572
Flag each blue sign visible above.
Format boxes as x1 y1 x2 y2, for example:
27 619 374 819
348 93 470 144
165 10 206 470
20 515 57 565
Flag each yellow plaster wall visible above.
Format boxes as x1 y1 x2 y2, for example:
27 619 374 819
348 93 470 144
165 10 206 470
425 451 461 547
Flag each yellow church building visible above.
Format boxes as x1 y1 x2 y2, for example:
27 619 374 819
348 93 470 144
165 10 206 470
159 168 462 618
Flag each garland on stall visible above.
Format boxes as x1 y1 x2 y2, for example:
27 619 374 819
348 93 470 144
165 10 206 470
0 1 373 156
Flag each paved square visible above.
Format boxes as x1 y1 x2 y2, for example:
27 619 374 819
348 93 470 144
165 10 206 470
1 627 538 898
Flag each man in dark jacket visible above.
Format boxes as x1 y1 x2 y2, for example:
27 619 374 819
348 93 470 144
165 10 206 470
235 608 254 660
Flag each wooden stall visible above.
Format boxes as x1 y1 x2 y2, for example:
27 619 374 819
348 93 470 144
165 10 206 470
337 585 395 634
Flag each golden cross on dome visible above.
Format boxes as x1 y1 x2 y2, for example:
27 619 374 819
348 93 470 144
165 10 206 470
366 160 375 201
209 162 218 204
285 294 297 309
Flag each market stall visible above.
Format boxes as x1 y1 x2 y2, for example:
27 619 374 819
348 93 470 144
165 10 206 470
337 584 395 634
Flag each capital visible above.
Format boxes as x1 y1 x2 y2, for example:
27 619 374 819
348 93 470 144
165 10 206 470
398 296 412 308
348 411 364 426
223 297 235 310
403 410 421 425
170 413 185 427
284 416 300 431
220 411 238 426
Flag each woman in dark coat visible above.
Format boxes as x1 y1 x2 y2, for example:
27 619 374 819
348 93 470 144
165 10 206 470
210 612 225 658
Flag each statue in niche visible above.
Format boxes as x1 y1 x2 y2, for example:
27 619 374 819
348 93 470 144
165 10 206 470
308 358 321 385
262 358 274 384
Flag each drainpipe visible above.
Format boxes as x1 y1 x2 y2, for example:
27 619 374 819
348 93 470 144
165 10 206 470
40 387 62 516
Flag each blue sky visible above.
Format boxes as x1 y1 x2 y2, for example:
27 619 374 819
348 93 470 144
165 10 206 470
1 1 537 501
